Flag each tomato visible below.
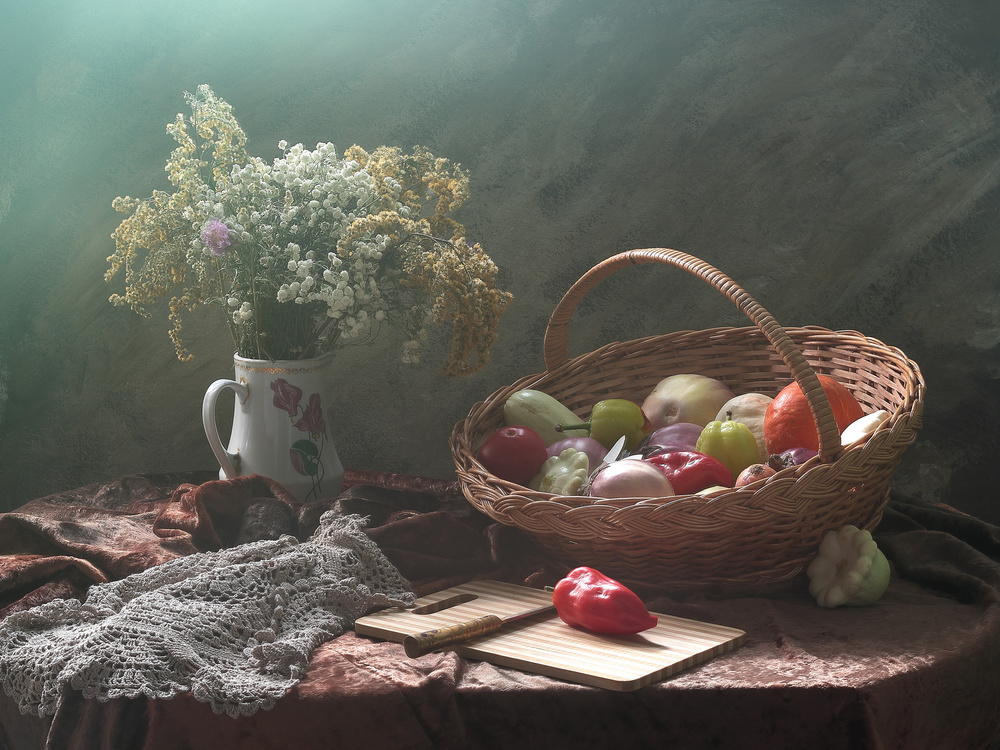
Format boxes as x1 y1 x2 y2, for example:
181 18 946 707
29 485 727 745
763 374 865 455
477 425 549 484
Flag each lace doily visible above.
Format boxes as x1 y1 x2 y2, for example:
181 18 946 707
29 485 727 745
0 512 413 718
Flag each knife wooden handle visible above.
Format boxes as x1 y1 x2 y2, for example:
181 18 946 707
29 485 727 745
403 614 504 658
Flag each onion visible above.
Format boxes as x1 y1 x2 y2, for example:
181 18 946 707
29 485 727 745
769 447 818 470
589 460 674 499
547 437 608 474
735 463 777 487
644 422 703 456
783 447 817 465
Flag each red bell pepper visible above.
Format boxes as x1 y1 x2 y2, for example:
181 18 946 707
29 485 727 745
551 567 657 635
645 450 733 494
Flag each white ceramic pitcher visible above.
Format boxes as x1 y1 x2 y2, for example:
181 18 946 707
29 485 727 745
202 353 344 502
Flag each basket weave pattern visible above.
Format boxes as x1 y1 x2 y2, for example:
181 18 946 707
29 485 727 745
450 250 925 588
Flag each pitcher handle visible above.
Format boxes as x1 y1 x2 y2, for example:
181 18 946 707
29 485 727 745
202 378 249 479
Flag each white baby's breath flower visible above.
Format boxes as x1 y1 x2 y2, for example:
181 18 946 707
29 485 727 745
233 301 253 324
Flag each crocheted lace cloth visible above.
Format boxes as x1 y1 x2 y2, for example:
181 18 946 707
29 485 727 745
0 513 413 718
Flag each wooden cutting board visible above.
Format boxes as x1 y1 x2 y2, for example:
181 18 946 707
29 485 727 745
355 580 745 691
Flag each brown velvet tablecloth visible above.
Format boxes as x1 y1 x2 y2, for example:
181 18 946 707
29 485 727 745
1 470 999 750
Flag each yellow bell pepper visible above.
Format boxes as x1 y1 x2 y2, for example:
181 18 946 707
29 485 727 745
695 412 760 479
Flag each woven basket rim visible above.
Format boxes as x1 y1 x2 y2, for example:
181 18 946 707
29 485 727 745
452 322 924 508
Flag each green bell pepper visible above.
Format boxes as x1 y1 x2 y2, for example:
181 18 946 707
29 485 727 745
556 398 651 451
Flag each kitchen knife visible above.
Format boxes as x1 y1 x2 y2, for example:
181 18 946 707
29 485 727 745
603 434 628 463
403 601 556 658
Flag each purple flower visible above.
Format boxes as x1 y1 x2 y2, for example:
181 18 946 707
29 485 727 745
270 378 303 416
201 219 232 257
294 393 327 437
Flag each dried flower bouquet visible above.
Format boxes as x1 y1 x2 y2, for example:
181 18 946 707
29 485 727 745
106 85 511 377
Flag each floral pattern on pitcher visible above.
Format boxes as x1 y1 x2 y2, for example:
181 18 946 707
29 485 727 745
270 378 327 500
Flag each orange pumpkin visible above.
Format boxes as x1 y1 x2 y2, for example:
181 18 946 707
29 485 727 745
763 374 865 455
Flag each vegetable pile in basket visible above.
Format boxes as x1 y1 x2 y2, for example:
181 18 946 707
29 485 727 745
477 372 896 607
476 373 890 500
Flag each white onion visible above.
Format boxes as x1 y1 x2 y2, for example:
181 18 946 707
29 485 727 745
589 460 674 499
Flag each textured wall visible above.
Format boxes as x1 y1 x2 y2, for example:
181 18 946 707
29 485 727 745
1 0 998 520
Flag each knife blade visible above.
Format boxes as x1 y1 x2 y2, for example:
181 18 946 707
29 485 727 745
603 434 628 464
403 601 556 658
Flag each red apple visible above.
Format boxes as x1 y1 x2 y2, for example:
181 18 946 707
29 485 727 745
477 426 548 484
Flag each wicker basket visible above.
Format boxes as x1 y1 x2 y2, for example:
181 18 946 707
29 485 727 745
450 249 925 589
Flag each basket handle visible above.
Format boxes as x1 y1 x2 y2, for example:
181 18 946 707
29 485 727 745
542 248 843 462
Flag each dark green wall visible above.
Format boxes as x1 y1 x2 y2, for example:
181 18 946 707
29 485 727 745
1 0 998 520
